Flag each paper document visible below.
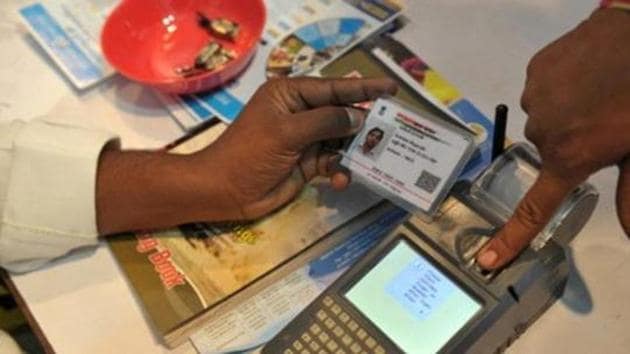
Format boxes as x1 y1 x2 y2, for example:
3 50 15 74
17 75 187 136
18 0 116 89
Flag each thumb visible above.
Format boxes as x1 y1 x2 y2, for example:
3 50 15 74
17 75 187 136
617 157 630 236
477 169 579 269
286 106 366 149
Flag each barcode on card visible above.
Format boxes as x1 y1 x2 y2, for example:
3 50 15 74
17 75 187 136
415 170 441 194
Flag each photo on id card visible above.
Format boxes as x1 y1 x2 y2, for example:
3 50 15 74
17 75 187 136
341 97 476 216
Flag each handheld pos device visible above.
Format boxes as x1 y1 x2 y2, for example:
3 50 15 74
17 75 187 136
263 101 598 353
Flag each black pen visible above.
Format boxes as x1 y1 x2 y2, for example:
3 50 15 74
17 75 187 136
163 117 221 151
491 104 508 161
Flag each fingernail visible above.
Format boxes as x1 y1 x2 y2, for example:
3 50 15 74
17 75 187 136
478 249 498 267
346 108 365 131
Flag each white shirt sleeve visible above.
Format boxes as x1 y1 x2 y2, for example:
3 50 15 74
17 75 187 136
0 119 118 273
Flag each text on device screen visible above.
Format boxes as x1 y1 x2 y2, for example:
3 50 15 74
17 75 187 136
345 241 481 353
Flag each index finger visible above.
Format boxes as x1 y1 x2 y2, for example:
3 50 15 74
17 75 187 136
476 170 579 270
286 77 398 110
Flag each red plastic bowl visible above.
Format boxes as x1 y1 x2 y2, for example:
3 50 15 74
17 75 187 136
101 0 265 94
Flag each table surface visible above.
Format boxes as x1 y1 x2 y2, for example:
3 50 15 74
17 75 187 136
3 0 629 353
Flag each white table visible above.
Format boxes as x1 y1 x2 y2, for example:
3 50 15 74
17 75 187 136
3 0 629 353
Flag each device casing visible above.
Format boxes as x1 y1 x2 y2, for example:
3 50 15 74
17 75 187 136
263 142 598 353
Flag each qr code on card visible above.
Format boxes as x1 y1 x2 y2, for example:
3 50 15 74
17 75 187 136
415 170 441 194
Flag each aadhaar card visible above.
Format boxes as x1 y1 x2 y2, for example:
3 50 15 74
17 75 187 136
341 98 476 215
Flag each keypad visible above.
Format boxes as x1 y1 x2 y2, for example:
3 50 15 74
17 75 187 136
278 296 387 354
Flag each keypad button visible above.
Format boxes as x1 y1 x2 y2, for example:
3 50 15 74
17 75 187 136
350 343 362 353
326 340 339 351
318 350 327 354
324 318 336 329
331 304 341 315
342 334 353 346
301 333 312 343
318 332 330 344
333 326 344 337
365 337 376 349
309 341 320 351
300 350 311 354
283 349 294 354
339 312 350 323
316 310 327 321
323 296 334 307
293 341 304 350
374 345 386 354
310 324 322 335
337 349 347 354
355 328 367 340
347 320 359 332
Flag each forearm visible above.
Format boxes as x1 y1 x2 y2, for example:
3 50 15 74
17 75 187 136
95 148 229 235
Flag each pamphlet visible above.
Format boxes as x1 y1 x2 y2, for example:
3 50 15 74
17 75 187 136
18 0 116 89
108 176 387 347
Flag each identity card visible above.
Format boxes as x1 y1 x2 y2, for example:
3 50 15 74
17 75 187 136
341 98 476 216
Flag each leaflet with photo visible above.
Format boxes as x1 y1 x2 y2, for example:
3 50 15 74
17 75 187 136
342 97 476 215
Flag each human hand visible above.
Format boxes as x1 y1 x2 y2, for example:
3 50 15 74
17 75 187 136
477 8 630 269
96 77 396 235
194 77 398 220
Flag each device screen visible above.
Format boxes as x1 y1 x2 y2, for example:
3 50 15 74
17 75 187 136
344 241 481 353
